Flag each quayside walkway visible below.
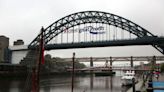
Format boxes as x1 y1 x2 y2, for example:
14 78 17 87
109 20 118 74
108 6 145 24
127 73 164 92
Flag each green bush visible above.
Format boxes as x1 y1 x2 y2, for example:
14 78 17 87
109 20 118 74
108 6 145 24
42 54 86 73
160 63 164 73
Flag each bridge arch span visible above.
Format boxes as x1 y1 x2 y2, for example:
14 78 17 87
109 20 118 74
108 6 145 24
29 11 164 54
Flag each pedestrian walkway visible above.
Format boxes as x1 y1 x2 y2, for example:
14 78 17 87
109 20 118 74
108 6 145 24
127 73 164 92
153 73 164 82
148 73 164 92
126 79 144 92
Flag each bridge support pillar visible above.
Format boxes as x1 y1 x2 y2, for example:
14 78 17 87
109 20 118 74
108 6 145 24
130 56 133 68
110 61 112 66
90 57 93 67
110 57 113 67
105 60 108 67
90 57 94 90
110 57 113 72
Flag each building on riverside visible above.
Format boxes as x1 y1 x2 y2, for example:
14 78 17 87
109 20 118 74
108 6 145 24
0 35 10 63
13 39 24 45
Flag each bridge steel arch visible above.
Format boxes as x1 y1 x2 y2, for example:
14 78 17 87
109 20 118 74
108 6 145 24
28 11 164 54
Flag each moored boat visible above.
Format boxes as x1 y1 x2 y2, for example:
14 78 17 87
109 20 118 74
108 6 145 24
121 71 137 86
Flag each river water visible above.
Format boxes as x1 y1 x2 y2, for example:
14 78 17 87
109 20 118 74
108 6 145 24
0 74 130 92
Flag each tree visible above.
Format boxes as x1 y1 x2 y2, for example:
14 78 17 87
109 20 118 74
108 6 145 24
160 63 164 73
42 54 86 73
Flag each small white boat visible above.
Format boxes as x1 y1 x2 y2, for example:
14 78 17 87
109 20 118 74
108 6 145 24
121 71 137 86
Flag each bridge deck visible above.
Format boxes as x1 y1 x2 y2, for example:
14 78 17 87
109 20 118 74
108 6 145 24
63 56 164 62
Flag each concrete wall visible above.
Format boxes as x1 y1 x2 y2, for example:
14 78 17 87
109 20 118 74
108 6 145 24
11 50 28 64
9 45 28 64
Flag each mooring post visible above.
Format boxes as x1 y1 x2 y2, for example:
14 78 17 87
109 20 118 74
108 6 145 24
71 52 75 92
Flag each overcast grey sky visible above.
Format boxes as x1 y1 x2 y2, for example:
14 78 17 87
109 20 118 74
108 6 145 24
0 0 164 57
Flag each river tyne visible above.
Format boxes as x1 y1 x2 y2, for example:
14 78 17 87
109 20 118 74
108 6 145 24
0 71 131 92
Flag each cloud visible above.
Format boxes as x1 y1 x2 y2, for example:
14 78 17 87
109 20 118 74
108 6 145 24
0 0 163 56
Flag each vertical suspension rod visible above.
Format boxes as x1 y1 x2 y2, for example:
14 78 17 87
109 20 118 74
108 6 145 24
129 31 132 39
96 23 98 41
121 29 124 39
73 27 74 43
114 26 117 40
106 24 108 41
90 23 91 41
84 24 85 42
61 28 63 43
108 25 110 40
99 23 100 41
78 25 80 42
67 28 69 43
113 26 115 40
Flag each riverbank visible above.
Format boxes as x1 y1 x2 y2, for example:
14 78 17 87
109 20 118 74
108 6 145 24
126 73 164 92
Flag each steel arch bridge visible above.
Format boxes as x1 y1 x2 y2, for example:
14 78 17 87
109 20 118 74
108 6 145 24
28 11 164 54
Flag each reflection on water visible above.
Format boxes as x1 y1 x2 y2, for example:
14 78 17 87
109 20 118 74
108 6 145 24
0 75 130 92
0 78 25 92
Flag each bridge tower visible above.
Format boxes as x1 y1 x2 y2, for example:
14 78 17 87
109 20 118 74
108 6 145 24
130 56 134 68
